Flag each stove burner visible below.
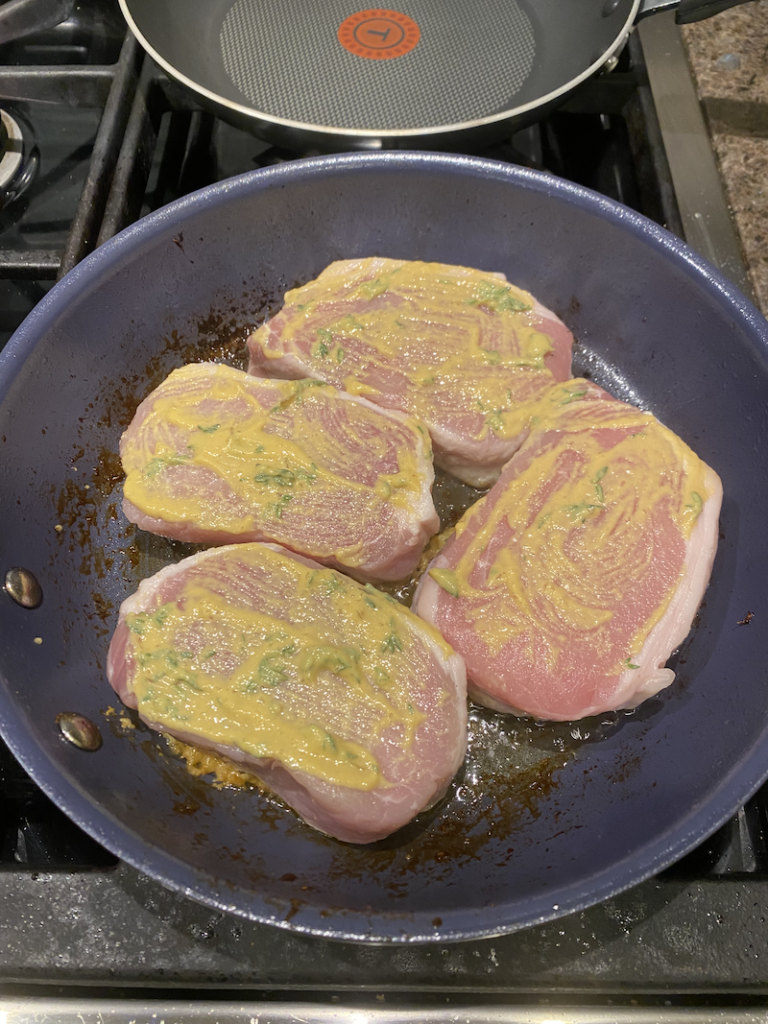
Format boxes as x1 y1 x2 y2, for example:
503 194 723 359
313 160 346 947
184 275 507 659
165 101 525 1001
0 107 38 208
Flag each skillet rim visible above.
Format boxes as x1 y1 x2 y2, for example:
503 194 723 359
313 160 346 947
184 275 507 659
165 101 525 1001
1 151 768 943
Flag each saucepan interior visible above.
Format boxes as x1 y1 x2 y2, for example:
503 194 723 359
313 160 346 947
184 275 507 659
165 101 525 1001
0 152 767 943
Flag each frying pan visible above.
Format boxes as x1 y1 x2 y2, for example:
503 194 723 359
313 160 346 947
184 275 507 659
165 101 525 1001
117 0 749 151
1 152 768 943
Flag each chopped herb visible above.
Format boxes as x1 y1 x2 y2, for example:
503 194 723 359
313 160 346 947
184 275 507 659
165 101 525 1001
467 280 531 313
154 606 171 627
338 314 365 331
257 653 289 688
475 396 505 432
323 574 344 595
336 347 345 363
255 468 298 487
301 645 356 677
174 676 202 693
381 624 403 654
561 388 588 405
143 448 194 479
270 494 293 519
593 467 608 504
270 378 328 413
358 276 388 300
562 501 602 524
197 423 220 433
624 659 640 670
254 466 316 488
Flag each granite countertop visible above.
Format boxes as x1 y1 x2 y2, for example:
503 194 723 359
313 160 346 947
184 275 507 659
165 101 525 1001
681 1 768 312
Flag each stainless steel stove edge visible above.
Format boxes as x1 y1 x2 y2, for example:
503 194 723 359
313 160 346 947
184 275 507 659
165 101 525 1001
637 11 755 301
1 998 768 1024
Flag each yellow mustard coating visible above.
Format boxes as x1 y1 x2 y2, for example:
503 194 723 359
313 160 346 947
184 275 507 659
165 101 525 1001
257 259 561 442
122 364 429 564
125 546 453 790
434 384 710 669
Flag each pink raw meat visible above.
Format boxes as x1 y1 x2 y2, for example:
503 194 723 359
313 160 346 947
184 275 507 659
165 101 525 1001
120 363 438 582
413 382 722 721
107 542 467 844
247 258 575 488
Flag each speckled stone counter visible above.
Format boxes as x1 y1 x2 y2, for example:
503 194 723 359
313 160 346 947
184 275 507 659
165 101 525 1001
681 1 768 313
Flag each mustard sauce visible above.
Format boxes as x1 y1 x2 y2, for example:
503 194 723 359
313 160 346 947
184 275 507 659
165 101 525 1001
125 545 453 790
254 259 562 442
122 364 430 565
165 736 260 789
432 384 710 671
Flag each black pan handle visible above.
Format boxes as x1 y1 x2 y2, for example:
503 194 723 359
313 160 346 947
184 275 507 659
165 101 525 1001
0 0 75 45
637 0 752 23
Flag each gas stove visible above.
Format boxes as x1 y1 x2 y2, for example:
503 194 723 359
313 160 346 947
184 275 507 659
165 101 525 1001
2 2 768 1019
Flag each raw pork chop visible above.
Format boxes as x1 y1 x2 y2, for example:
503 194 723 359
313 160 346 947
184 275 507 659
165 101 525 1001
413 381 722 721
107 542 467 844
248 258 575 488
120 363 438 582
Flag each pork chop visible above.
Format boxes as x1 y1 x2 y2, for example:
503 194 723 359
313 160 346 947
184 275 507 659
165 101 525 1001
412 381 722 721
247 258 575 488
107 542 468 844
120 363 438 582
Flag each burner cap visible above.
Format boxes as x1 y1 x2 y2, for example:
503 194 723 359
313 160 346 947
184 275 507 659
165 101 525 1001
0 107 38 208
0 109 24 191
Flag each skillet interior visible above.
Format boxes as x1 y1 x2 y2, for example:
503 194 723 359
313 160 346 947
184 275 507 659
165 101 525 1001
0 153 767 943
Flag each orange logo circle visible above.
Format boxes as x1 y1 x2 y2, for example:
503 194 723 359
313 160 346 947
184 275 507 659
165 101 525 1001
338 9 420 60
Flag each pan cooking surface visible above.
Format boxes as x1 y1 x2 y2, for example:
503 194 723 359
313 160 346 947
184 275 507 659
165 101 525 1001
220 0 534 130
1 154 767 942
122 0 639 136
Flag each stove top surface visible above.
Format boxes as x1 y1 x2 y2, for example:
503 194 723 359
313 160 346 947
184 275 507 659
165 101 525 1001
1 0 766 1004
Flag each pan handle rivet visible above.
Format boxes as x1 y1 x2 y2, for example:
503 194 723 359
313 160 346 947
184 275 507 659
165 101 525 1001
56 712 103 752
4 567 43 609
602 0 621 14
